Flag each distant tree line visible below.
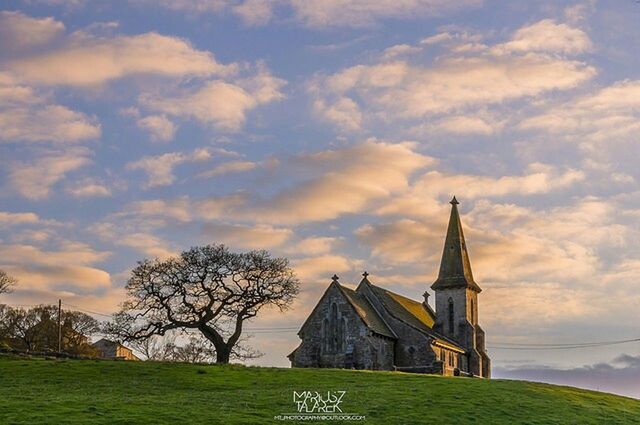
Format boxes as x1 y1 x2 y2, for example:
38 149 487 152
0 304 100 356
129 333 262 363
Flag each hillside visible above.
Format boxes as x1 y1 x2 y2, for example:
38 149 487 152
0 355 639 424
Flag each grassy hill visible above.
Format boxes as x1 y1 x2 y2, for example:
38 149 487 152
1 355 639 424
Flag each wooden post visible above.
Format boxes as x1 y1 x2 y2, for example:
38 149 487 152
57 299 62 353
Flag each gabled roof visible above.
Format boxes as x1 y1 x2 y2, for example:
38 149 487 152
297 280 395 339
336 284 395 339
363 280 435 333
431 197 482 293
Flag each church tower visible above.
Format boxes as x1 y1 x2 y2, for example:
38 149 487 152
431 197 490 377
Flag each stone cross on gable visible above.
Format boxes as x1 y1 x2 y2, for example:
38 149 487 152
331 274 340 282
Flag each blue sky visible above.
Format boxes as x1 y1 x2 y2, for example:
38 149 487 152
1 0 640 398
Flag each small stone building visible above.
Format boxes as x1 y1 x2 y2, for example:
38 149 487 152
92 338 140 361
288 198 490 377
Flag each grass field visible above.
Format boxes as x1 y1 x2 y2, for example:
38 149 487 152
1 355 639 424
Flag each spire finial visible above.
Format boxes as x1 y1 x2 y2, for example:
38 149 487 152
362 271 369 278
331 274 339 282
450 196 459 205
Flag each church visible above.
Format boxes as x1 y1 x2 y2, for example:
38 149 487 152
288 198 491 377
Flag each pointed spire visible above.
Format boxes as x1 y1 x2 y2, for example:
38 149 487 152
431 197 482 292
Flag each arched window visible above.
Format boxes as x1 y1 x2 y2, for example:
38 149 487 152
322 318 329 353
339 318 346 352
330 303 338 352
448 298 455 335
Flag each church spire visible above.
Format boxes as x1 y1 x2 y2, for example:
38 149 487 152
431 197 482 292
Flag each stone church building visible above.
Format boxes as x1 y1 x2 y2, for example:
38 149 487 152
288 198 490 377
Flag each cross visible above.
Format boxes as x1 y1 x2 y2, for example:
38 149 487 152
362 271 369 278
331 274 339 282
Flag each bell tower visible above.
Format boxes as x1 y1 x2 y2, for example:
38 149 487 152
431 197 490 377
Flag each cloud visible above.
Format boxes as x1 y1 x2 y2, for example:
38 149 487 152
292 254 356 281
202 223 293 249
138 0 230 13
420 165 584 199
0 241 111 292
312 96 362 132
140 67 285 131
136 114 176 142
426 115 501 135
0 104 101 143
285 237 339 256
0 11 65 51
199 156 278 178
355 219 442 263
377 165 584 218
249 140 434 224
8 149 92 200
0 77 101 143
288 0 482 27
126 148 211 188
312 21 595 131
520 80 640 144
232 0 274 26
137 0 481 27
89 222 176 259
494 19 592 55
65 178 112 198
0 211 40 226
200 160 258 177
119 140 433 225
117 233 176 259
5 31 232 87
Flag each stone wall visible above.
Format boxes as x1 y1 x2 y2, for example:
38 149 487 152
357 283 437 369
291 284 395 370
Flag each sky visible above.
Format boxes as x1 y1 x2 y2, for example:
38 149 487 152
1 0 640 399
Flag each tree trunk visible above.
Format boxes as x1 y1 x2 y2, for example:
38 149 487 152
216 346 231 364
199 324 232 364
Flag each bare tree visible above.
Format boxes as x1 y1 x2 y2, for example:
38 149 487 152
106 245 299 363
0 269 17 295
128 334 177 361
168 336 217 363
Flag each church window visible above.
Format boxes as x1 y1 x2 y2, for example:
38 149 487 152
448 298 454 334
322 318 329 353
339 318 346 352
324 303 346 354
331 303 338 352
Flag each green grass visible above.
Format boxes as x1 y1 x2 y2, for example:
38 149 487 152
1 355 639 424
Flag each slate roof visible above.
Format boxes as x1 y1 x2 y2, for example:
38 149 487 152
336 284 395 339
366 283 435 331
